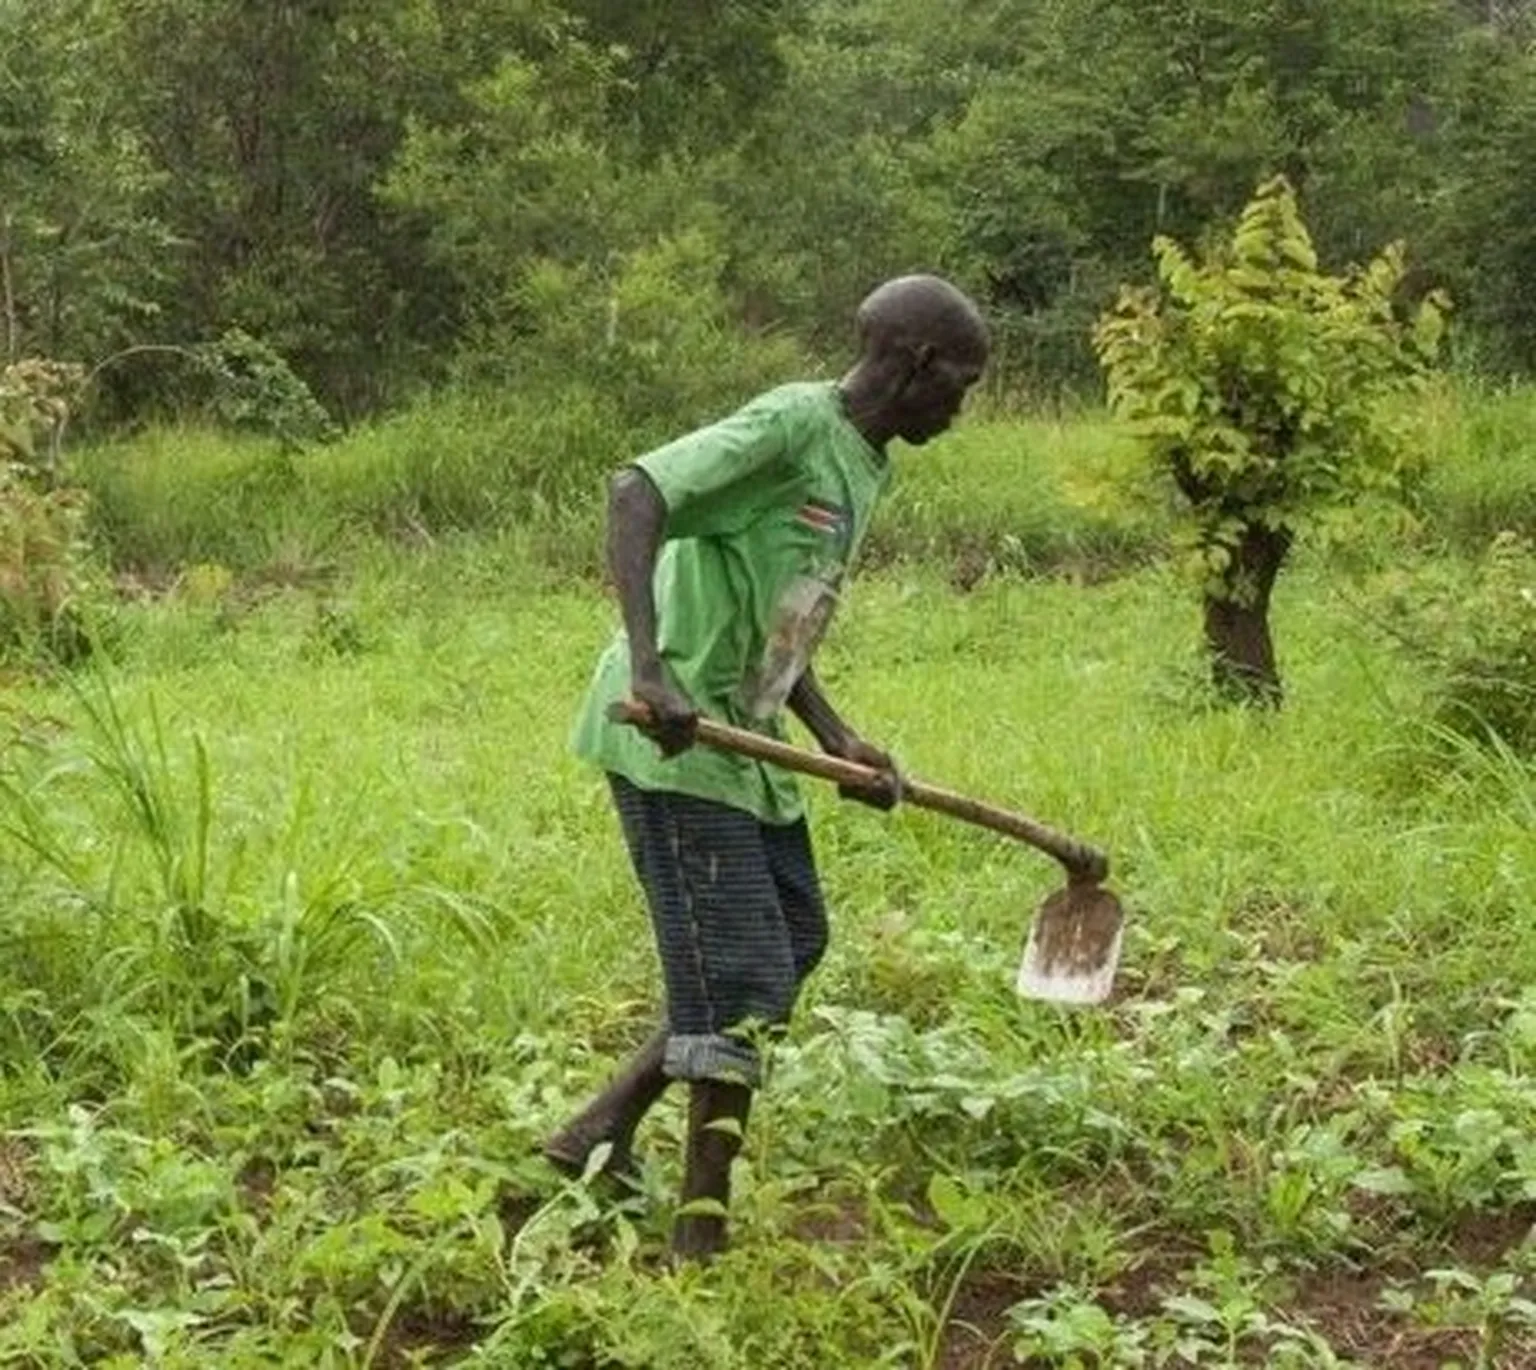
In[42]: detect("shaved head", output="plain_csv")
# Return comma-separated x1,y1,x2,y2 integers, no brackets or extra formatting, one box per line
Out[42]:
840,274,990,449
855,275,989,366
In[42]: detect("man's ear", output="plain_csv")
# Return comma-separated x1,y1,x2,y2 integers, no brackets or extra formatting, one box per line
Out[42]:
890,341,932,396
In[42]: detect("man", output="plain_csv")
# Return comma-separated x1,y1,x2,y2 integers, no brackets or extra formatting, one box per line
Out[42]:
547,274,990,1261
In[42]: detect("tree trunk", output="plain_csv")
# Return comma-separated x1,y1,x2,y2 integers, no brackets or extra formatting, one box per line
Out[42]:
1202,523,1293,706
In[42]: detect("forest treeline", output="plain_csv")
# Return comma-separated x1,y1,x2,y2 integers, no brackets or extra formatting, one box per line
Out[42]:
3,0,1535,427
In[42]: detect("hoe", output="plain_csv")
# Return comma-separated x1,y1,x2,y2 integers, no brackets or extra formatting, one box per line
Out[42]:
612,702,1124,1005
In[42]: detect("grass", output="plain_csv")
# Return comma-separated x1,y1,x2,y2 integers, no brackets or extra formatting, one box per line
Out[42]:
73,391,1175,589
0,517,1533,1365
1,390,1533,1365
75,379,1533,596
865,414,1171,582
72,387,620,580
1420,382,1536,549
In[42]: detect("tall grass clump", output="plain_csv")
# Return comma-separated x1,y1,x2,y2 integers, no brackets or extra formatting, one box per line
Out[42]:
0,671,475,1095
75,427,335,578
73,390,615,579
1370,531,1536,757
866,415,1171,583
1421,383,1536,547
310,387,622,543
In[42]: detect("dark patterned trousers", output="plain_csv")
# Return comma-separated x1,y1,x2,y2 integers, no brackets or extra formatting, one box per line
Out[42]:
607,774,828,1086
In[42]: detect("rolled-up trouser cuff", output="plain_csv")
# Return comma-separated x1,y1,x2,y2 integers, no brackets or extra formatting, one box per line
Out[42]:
665,1033,761,1087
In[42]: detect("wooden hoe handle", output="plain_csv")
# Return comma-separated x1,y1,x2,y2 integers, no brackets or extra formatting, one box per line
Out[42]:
608,700,1110,884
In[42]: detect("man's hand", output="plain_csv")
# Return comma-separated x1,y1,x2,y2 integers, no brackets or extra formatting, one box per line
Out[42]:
786,670,900,811
631,667,698,758
832,734,902,811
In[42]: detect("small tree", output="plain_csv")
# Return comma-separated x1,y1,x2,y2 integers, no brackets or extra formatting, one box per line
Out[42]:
1094,176,1446,704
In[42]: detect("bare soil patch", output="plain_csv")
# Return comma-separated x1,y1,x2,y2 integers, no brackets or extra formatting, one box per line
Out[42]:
0,1235,52,1295
935,1269,1030,1370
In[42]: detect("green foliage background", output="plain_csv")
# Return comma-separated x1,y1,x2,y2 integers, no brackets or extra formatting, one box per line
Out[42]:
3,0,1536,423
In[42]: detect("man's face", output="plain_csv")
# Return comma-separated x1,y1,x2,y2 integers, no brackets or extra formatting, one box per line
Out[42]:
893,341,988,445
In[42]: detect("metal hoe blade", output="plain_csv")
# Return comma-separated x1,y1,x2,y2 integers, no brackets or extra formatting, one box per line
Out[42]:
1016,883,1125,1005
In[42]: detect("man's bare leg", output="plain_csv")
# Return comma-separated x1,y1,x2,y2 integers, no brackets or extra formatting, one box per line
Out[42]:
543,1027,670,1185
671,1078,752,1262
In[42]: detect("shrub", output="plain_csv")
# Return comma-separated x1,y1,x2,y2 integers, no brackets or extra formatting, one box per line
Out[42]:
193,329,339,451
0,359,108,662
455,229,805,453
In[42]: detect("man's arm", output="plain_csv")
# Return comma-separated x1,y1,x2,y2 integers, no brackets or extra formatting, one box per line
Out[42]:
785,665,854,754
787,667,900,810
608,468,697,755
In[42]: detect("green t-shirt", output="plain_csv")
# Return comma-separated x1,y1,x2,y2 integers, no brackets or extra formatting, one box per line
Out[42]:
571,381,890,824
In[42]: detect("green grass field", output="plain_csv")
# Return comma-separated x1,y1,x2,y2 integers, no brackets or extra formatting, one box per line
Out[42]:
1,397,1534,1366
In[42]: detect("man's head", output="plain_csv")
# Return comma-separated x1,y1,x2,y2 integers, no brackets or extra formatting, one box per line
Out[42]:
843,275,990,448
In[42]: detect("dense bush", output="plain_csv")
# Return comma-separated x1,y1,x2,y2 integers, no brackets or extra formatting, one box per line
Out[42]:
1375,532,1536,756
7,1,1536,419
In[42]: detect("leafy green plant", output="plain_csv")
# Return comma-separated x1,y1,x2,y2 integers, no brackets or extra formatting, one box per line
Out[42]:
193,330,338,451
1383,1266,1536,1370
0,358,107,663
0,461,99,663
1155,1231,1340,1366
1008,1286,1151,1366
1262,1117,1367,1254
1094,175,1446,704
83,331,338,452
1383,1077,1534,1223
1,358,82,487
